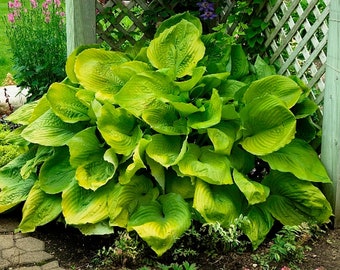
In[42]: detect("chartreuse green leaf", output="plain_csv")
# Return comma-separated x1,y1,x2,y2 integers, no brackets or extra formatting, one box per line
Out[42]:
146,134,187,168
46,83,90,123
67,127,118,191
207,121,239,155
229,44,249,80
21,109,85,146
127,193,191,256
219,79,247,101
108,175,159,228
240,95,296,155
254,55,276,79
243,75,302,108
178,144,233,185
233,170,270,205
188,89,222,129
142,102,189,135
96,103,143,156
5,100,39,125
75,219,114,235
146,155,166,191
174,67,206,91
165,169,195,199
193,179,245,227
0,176,35,213
18,181,62,233
261,139,331,183
118,137,150,185
147,19,205,79
113,71,183,117
62,180,111,225
74,48,130,96
39,146,75,194
262,170,332,225
242,205,274,249
292,98,319,119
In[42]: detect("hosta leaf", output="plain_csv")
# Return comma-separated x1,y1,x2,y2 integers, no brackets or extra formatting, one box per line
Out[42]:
46,83,90,123
146,155,165,191
254,55,276,79
229,144,256,175
118,137,150,185
219,79,247,101
113,71,183,117
68,127,118,191
62,180,110,225
291,98,319,119
165,170,195,199
171,101,203,117
229,45,249,80
233,170,270,205
127,193,191,256
261,139,331,183
240,95,296,155
146,134,187,168
147,19,205,78
207,121,239,155
262,171,332,225
97,104,143,156
142,102,189,135
39,146,75,194
6,100,39,125
74,48,130,95
108,175,159,228
18,181,62,233
21,109,85,146
193,179,245,227
174,66,206,91
0,176,35,213
178,144,233,185
242,205,274,249
75,219,114,235
243,75,302,108
188,89,222,129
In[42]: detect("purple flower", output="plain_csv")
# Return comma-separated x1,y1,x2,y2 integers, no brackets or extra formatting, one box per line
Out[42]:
200,10,218,20
197,0,214,12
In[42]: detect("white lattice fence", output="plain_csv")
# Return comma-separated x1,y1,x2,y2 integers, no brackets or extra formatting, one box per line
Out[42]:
264,0,330,105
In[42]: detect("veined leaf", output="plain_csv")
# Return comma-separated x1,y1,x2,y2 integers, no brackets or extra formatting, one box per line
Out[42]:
147,19,205,78
142,102,189,135
46,83,90,123
219,79,247,101
242,205,274,249
97,103,143,156
243,75,302,108
113,71,183,117
188,89,222,129
174,66,206,91
21,109,85,146
229,45,249,80
67,127,118,191
291,98,319,119
108,175,159,228
261,139,331,183
193,179,244,227
165,170,195,199
254,55,276,79
146,134,187,168
39,146,75,194
62,180,110,225
6,100,39,125
233,170,270,205
127,193,191,256
178,144,233,185
262,170,332,225
240,95,296,155
75,219,114,235
146,155,165,191
18,181,62,233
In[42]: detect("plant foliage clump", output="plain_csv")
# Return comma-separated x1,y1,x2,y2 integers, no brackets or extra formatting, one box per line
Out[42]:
0,13,332,256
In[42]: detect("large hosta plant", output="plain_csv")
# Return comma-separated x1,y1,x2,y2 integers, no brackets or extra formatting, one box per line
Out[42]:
0,13,332,255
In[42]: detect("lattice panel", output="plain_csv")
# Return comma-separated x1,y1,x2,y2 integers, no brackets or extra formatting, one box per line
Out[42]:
264,0,330,105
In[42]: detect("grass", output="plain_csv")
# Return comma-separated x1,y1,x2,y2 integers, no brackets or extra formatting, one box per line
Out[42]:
0,1,14,85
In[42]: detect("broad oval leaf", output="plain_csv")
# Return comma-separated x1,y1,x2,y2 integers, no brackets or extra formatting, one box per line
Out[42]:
75,219,114,235
178,144,233,185
261,139,331,183
21,109,85,146
240,95,296,155
127,193,191,256
62,180,110,225
18,181,62,233
6,101,39,125
262,170,332,225
46,83,90,123
233,170,270,205
146,134,187,168
147,19,205,78
193,179,245,227
243,75,302,108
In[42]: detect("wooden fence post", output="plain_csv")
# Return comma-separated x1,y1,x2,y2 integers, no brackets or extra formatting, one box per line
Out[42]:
321,0,340,227
66,0,96,55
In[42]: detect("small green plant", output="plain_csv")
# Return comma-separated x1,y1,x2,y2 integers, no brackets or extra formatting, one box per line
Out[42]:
0,124,21,167
4,0,66,101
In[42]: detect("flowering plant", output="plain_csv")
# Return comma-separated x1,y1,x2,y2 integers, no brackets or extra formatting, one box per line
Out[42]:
4,0,67,101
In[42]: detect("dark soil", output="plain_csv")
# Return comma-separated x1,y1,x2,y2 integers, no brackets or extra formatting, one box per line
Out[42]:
28,219,340,270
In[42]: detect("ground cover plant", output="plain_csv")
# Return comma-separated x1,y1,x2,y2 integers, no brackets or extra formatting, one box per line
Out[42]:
0,12,332,258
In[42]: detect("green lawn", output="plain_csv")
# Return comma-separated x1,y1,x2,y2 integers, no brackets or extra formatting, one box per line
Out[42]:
0,1,14,85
